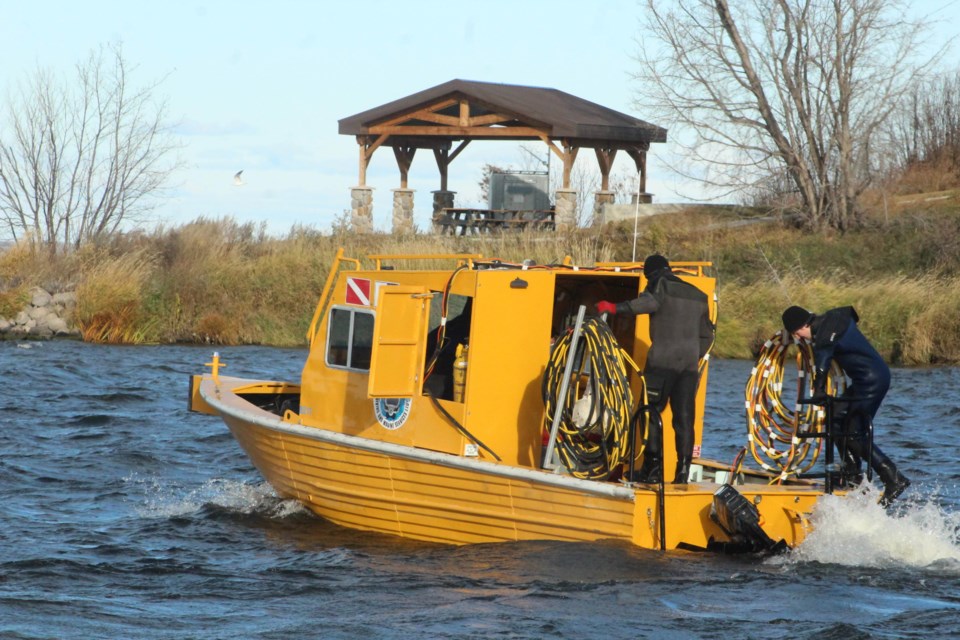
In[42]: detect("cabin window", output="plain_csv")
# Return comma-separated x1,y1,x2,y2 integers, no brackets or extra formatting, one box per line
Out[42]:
326,306,374,371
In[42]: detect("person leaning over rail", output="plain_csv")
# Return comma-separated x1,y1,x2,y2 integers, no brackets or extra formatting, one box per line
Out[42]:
596,254,714,484
782,305,911,506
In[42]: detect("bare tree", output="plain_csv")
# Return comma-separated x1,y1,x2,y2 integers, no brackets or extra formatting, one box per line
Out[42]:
887,69,960,169
0,44,179,253
633,0,943,230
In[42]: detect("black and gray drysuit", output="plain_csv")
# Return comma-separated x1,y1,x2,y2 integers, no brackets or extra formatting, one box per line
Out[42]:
615,266,714,483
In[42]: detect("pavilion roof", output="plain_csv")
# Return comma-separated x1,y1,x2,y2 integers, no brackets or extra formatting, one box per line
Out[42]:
338,79,666,147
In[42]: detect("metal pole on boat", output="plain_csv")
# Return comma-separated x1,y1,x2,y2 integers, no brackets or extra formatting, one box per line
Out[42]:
543,305,587,471
825,396,835,494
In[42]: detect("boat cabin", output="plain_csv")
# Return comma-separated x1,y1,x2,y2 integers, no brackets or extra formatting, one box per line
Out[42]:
298,252,715,479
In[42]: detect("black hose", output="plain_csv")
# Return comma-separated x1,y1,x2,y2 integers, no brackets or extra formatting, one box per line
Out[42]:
541,317,634,480
426,391,501,462
424,266,468,382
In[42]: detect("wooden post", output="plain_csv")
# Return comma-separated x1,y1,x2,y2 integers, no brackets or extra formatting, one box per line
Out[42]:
357,134,390,187
393,145,416,189
434,147,449,191
626,145,649,194
358,137,369,186
433,140,470,192
561,140,580,189
595,147,618,191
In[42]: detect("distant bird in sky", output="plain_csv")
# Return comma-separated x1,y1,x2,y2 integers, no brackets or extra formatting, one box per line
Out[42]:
233,170,245,186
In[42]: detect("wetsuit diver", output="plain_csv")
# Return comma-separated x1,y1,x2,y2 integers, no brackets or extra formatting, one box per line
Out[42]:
782,305,911,506
596,254,714,484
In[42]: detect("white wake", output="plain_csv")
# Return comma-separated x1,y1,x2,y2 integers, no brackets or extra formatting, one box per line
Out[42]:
779,482,960,569
129,475,306,519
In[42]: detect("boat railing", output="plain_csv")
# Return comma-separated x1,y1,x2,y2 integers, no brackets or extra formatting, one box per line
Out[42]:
307,248,362,347
595,261,713,277
795,393,878,493
366,253,483,270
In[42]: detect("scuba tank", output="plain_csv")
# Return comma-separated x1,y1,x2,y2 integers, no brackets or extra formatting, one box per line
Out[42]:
453,342,468,402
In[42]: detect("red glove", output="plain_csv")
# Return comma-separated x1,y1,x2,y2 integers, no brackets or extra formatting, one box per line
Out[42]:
596,301,617,315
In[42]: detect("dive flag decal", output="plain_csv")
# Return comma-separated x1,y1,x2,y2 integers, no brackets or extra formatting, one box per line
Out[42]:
345,277,371,306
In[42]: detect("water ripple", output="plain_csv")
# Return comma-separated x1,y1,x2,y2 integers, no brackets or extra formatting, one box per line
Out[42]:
3,344,960,638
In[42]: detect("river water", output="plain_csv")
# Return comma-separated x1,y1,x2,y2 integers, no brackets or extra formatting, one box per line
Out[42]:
2,341,959,639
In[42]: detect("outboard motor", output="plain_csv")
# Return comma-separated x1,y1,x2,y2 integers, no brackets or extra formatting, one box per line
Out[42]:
709,484,787,554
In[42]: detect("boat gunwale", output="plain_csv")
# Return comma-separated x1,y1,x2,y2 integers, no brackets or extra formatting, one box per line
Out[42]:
199,375,638,500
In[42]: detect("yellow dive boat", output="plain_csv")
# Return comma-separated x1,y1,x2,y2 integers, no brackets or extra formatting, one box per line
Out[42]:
189,249,832,553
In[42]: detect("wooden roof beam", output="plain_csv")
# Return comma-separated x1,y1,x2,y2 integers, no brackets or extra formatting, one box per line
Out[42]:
540,135,580,188
467,113,514,126
377,98,460,127
447,139,470,163
379,110,515,128
368,124,550,138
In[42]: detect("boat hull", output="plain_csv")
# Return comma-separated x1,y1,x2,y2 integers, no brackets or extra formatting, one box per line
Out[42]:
195,375,820,551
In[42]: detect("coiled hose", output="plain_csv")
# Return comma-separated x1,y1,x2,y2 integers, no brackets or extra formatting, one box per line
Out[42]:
745,330,843,482
542,317,639,480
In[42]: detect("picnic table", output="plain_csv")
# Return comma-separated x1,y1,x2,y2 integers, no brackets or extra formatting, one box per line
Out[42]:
434,208,556,235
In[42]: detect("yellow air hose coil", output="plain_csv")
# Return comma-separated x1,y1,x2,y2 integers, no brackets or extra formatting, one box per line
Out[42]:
542,317,639,480
744,330,843,483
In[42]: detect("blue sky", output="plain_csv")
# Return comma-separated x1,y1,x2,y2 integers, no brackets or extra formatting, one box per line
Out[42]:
2,0,958,236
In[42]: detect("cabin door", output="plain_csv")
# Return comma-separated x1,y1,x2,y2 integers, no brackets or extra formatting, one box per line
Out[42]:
367,286,431,399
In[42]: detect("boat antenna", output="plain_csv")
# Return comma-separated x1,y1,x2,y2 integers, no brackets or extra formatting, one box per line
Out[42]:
632,169,641,262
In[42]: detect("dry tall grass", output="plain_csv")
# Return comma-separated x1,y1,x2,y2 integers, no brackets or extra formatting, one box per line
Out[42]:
3,211,960,361
0,286,29,319
74,248,157,344
331,229,615,268
717,274,960,364
149,219,335,344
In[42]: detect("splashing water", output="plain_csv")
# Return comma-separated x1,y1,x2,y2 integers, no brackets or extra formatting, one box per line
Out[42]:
128,475,305,519
778,483,960,570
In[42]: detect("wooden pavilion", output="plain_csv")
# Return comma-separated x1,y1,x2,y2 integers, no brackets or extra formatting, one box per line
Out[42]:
338,79,666,233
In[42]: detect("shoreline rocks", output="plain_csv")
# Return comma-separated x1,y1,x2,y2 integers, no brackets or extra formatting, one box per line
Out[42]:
0,287,80,340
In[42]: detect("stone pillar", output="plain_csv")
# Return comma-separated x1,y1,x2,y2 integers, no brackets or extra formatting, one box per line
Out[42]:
431,190,456,234
593,190,615,227
350,186,374,233
554,189,578,230
392,188,415,234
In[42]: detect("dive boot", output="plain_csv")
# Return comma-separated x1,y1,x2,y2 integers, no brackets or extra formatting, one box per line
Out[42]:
877,460,911,507
673,457,692,484
832,427,865,488
837,448,864,487
631,455,662,484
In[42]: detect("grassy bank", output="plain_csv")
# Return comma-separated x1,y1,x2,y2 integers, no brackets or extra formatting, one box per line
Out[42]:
2,191,960,365
604,192,960,363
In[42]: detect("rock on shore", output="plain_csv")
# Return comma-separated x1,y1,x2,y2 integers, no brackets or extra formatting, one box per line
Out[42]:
0,287,79,339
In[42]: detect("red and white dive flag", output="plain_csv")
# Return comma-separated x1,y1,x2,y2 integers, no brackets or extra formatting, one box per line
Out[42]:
345,277,371,306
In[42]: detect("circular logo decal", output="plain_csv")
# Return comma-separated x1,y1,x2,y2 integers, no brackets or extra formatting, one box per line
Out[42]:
373,398,411,430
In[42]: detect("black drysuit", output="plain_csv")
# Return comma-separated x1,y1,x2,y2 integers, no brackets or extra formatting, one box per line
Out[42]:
615,268,714,462
809,306,896,476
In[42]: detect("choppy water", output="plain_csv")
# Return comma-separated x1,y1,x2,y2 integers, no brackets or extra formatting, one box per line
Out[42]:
2,341,960,639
